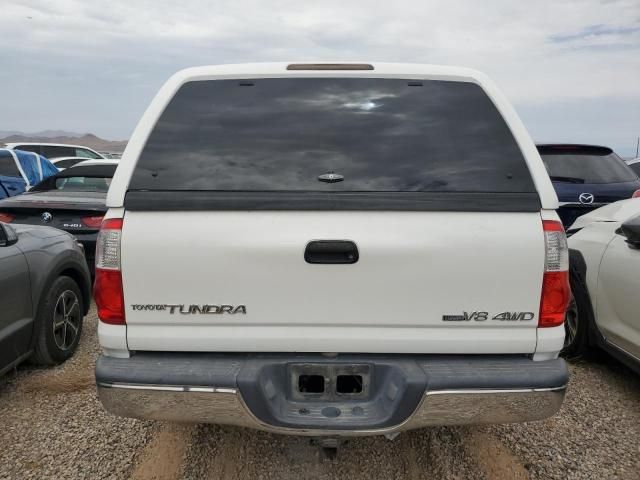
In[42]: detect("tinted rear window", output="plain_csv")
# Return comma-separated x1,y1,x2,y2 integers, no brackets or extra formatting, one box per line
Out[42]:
541,150,638,184
54,159,81,169
54,176,112,192
129,78,534,193
31,165,117,192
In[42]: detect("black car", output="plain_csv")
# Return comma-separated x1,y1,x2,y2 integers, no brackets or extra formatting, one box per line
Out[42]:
537,144,640,229
0,161,118,273
0,221,91,375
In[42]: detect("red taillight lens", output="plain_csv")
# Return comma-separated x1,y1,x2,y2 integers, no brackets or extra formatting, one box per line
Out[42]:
94,217,125,324
94,269,125,324
82,215,104,228
632,189,640,198
539,271,570,327
0,212,15,223
539,220,570,328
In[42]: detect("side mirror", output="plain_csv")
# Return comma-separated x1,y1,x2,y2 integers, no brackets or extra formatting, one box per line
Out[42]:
0,222,18,247
616,213,640,249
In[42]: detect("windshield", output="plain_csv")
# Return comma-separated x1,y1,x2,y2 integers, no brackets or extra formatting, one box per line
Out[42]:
54,176,112,192
129,78,535,193
541,152,638,184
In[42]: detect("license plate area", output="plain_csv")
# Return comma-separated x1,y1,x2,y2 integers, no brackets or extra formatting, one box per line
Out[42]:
289,363,371,401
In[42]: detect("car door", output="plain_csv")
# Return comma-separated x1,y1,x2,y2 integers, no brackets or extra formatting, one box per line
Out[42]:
595,215,640,358
0,224,33,372
0,153,27,197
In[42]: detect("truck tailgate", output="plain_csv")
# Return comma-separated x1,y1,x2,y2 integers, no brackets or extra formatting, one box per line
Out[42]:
121,210,544,353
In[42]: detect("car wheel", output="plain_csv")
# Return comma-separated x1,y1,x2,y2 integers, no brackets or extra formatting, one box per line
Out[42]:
31,276,84,365
561,269,589,357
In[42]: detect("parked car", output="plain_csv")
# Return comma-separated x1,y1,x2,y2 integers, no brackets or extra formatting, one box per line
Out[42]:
49,157,89,170
626,157,640,176
95,63,569,436
51,157,118,170
537,144,640,229
0,221,91,376
4,143,105,160
0,148,59,199
565,198,640,373
0,160,118,273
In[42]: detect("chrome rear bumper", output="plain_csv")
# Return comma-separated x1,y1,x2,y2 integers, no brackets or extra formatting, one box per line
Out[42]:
98,383,565,436
97,352,567,437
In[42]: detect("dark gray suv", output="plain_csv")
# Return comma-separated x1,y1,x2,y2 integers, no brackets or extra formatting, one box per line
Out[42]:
0,222,91,375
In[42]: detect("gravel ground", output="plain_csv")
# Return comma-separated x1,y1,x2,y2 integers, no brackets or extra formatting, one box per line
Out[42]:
0,307,155,480
1,306,638,480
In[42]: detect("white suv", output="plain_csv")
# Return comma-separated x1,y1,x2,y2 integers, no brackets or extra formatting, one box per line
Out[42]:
564,198,640,371
4,143,105,160
94,63,569,436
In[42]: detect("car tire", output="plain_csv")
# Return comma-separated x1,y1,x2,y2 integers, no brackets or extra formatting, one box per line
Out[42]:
561,267,590,357
31,276,84,365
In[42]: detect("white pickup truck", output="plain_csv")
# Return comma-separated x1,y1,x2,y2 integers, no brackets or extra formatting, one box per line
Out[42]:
94,63,569,436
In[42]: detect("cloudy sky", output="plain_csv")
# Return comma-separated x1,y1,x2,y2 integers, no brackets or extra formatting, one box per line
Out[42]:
2,0,639,155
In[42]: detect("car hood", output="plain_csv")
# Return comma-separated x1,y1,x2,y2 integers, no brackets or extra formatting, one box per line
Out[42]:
569,198,640,230
0,190,107,210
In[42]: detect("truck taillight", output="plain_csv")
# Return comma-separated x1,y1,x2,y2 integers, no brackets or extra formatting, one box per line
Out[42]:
539,220,570,328
94,218,125,324
632,189,640,198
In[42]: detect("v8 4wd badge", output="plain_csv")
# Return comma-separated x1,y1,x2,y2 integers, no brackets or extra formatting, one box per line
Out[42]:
442,311,535,322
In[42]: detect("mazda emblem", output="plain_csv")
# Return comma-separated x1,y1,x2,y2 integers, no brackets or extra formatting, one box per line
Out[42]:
578,193,594,205
41,212,53,223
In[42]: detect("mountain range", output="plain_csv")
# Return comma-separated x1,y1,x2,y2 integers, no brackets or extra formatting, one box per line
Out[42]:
0,131,127,153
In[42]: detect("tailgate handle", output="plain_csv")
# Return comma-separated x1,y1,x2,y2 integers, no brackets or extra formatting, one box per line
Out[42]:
304,240,359,264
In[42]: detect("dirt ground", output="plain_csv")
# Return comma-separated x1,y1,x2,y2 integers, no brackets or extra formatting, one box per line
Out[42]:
1,307,638,480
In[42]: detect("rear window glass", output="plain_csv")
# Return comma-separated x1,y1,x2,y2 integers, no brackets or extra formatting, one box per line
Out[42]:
129,78,535,193
541,151,638,184
54,159,81,169
54,176,112,192
629,162,640,176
